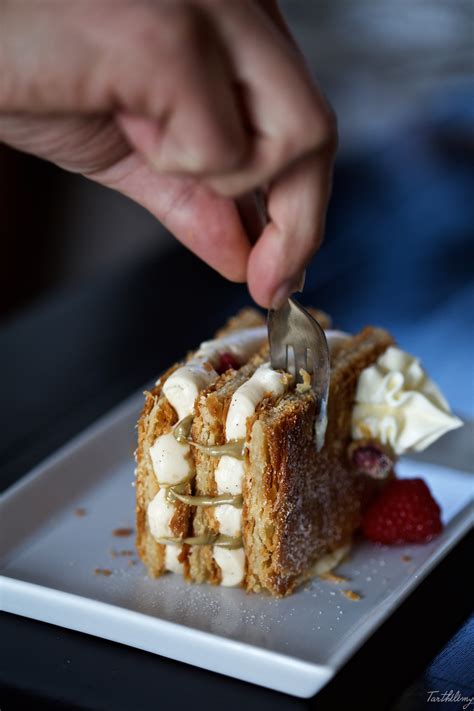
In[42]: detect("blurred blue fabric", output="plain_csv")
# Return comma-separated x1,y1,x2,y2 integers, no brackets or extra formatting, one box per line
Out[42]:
302,86,474,418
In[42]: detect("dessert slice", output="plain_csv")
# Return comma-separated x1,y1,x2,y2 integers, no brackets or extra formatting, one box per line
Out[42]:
136,307,331,578
136,307,462,596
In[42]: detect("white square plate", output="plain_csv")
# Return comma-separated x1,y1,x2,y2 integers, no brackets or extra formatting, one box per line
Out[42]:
0,393,472,698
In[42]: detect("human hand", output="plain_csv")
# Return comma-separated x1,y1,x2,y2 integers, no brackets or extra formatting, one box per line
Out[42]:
0,0,336,308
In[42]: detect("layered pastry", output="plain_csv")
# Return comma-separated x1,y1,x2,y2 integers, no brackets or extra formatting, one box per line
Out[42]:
135,307,462,596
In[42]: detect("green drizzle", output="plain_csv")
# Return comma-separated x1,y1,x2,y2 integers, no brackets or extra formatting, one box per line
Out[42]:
172,414,246,459
166,489,243,508
158,534,242,549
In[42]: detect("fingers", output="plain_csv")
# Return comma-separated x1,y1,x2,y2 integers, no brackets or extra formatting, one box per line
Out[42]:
202,0,337,198
246,145,334,308
89,151,251,283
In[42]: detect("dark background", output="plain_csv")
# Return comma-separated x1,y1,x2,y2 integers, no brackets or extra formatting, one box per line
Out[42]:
0,1,473,709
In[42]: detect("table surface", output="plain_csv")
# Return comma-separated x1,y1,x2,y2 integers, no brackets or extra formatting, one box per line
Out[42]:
1,119,473,709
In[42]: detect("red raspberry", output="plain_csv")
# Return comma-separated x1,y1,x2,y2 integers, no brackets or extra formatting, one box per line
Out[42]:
361,478,442,545
216,351,240,374
350,443,393,479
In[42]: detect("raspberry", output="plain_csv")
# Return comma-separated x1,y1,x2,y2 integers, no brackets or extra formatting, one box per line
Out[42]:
361,478,442,545
216,351,240,374
350,442,393,479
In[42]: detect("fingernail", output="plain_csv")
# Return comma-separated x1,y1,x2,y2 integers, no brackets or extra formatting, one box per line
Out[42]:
271,280,296,310
271,270,306,309
271,281,292,309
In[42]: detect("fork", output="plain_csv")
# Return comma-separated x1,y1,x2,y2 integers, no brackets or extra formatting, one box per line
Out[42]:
268,297,330,451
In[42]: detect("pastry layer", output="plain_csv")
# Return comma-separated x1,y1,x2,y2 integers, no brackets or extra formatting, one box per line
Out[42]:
245,326,395,595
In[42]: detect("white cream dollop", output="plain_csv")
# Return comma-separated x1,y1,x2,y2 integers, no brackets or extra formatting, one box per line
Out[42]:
352,346,463,455
215,456,245,495
164,545,184,574
147,489,174,539
213,547,246,587
226,363,287,440
162,362,216,421
214,456,245,539
149,432,192,485
215,505,242,538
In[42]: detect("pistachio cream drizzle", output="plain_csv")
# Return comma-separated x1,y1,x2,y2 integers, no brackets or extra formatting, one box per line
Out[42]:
194,439,246,458
173,415,246,459
166,488,243,508
163,417,244,507
157,534,242,549
172,414,194,443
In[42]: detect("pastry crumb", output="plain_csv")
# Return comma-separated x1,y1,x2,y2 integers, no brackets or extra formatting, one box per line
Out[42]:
320,571,349,584
296,369,312,393
74,508,86,517
341,589,361,601
401,555,412,562
112,527,134,537
94,568,112,577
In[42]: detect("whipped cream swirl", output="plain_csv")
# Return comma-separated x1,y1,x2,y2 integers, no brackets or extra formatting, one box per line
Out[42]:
352,346,462,455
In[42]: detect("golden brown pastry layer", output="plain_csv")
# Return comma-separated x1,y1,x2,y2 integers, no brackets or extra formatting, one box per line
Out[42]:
244,327,394,596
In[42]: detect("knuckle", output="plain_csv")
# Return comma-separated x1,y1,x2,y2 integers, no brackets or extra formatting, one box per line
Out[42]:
166,119,247,177
270,99,338,168
306,100,338,154
279,93,338,162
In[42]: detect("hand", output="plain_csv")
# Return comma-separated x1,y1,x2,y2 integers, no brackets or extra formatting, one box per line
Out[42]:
0,0,336,308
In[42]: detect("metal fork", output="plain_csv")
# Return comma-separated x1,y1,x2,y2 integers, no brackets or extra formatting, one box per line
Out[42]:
268,297,330,451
